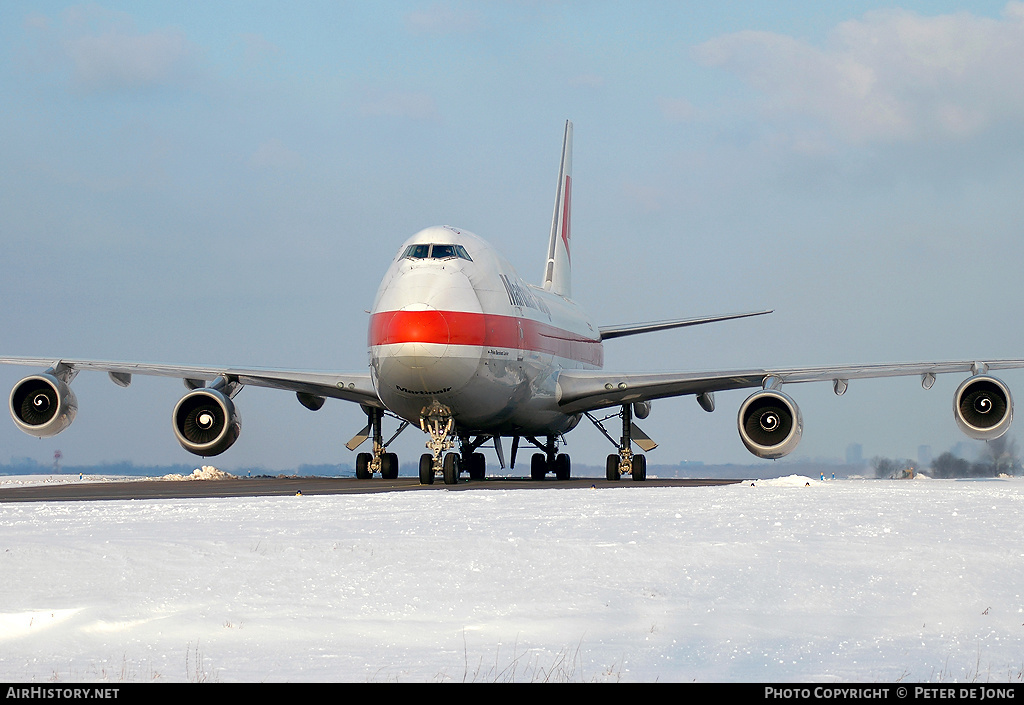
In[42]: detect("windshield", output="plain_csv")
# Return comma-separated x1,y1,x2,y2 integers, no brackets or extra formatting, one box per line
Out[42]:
401,244,473,261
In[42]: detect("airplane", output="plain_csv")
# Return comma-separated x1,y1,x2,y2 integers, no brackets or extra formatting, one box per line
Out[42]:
3,121,1023,485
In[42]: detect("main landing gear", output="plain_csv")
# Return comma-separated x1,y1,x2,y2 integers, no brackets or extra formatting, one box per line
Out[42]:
524,435,571,480
349,406,408,480
587,403,657,482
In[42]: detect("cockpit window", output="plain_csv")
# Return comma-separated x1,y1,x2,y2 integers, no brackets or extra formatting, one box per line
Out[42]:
430,244,457,259
402,244,430,259
401,243,473,262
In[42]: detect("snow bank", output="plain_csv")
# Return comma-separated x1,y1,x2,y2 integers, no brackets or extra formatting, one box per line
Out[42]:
0,474,139,488
2,478,1024,682
748,474,819,487
159,466,236,481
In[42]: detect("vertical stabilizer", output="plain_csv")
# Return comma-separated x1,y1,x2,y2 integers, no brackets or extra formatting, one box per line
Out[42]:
543,120,573,297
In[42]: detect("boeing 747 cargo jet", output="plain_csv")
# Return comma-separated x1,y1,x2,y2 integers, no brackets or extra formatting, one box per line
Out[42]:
4,122,1023,484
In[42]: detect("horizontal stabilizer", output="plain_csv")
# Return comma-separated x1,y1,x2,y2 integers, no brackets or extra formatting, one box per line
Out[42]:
599,310,772,340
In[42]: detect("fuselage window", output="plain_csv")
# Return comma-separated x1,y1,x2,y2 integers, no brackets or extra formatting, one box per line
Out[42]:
455,245,473,261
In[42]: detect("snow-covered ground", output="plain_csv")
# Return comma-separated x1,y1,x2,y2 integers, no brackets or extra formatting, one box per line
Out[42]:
1,474,1023,683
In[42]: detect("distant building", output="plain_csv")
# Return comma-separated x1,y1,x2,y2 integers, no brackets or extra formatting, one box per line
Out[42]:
845,443,863,466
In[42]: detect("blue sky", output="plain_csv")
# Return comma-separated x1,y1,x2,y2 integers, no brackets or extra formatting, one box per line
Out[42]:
2,1,1024,471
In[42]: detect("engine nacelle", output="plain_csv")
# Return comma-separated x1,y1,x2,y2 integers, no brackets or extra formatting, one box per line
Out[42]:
738,389,803,459
954,375,1013,440
9,374,78,438
172,388,241,456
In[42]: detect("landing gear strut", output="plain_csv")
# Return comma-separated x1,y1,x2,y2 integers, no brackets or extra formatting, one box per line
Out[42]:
354,406,405,479
587,404,654,481
419,401,458,485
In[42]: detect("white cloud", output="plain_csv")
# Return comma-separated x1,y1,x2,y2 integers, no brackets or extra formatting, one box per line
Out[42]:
65,28,200,94
20,6,203,95
249,139,304,171
236,33,282,72
405,2,484,35
569,73,605,89
622,181,668,213
658,97,698,123
358,89,439,121
693,2,1024,144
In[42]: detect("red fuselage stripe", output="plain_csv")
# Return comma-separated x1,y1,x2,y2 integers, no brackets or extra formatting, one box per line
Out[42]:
561,175,572,262
369,310,603,367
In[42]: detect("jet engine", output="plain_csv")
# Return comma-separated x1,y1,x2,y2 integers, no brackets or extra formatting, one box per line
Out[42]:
738,389,803,459
9,374,78,438
172,388,241,456
953,375,1013,441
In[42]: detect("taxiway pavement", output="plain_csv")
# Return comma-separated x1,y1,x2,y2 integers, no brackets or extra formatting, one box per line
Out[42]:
0,476,741,502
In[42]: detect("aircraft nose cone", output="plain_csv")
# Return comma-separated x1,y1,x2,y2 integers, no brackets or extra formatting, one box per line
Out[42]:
385,306,451,370
370,264,484,396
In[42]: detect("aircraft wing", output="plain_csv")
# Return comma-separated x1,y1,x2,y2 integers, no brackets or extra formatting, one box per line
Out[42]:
555,359,1024,414
0,356,382,408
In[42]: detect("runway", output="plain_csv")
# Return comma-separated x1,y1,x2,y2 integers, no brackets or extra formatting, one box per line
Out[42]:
0,475,741,502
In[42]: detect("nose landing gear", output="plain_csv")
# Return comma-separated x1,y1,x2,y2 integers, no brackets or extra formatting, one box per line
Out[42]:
419,401,458,484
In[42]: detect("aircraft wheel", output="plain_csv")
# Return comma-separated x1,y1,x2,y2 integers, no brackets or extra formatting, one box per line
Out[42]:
606,454,621,481
554,454,571,480
468,452,486,480
530,453,547,480
631,454,647,482
443,453,461,485
355,452,372,479
419,454,434,485
381,452,399,479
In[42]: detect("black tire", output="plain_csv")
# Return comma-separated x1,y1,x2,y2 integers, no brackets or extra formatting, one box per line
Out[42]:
606,454,621,481
355,452,372,479
419,454,434,485
631,454,647,482
530,453,547,480
381,452,399,479
443,453,460,485
554,454,571,480
468,452,486,480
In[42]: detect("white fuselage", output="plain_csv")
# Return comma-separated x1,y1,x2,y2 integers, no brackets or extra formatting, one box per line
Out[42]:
368,226,602,435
